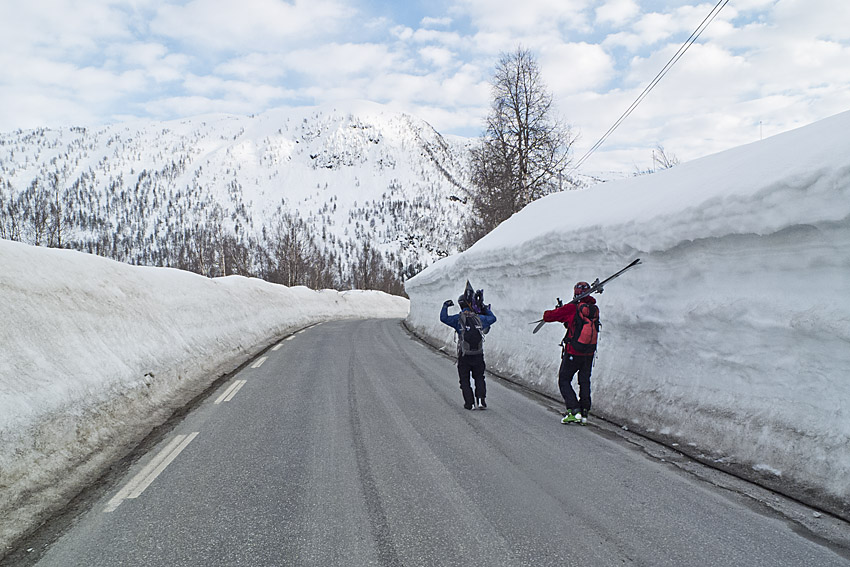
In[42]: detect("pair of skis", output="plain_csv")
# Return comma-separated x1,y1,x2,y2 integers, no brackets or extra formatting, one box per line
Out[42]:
530,258,642,334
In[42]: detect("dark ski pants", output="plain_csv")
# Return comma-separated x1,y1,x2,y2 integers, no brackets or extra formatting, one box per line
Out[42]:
558,353,593,414
457,354,486,408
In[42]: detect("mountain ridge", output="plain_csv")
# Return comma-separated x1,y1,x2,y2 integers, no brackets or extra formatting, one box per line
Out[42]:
0,103,475,292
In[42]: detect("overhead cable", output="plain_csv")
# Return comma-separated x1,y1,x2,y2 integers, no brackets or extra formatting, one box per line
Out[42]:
572,0,731,171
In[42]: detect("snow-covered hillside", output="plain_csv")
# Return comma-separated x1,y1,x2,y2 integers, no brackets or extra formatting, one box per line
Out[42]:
0,102,472,289
405,110,850,518
0,240,408,552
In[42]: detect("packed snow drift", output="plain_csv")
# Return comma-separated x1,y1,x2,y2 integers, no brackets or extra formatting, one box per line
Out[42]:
406,110,850,515
0,241,408,550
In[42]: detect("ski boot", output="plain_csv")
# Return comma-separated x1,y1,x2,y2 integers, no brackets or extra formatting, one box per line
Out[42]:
561,410,581,424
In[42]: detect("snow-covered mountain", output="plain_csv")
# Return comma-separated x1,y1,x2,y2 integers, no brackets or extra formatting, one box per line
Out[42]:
0,101,473,292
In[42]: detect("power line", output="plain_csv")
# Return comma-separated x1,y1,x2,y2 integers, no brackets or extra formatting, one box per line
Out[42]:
572,0,731,172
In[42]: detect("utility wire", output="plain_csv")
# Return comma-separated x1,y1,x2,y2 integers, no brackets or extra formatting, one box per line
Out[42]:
572,0,731,172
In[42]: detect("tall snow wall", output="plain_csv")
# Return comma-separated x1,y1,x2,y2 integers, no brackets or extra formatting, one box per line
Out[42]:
405,111,850,517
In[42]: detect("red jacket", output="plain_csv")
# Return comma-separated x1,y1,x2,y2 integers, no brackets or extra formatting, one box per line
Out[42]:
543,296,597,356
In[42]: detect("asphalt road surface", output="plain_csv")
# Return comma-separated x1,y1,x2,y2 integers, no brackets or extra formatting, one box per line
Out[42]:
21,319,850,566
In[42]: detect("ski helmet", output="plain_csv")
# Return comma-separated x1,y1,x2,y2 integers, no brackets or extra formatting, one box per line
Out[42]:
457,295,469,309
574,281,591,297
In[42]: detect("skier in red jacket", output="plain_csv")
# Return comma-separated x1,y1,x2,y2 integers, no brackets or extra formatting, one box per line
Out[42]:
542,281,600,424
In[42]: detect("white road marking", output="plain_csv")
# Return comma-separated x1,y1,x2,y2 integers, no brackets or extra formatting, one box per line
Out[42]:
272,343,283,351
104,432,199,513
251,356,268,368
285,335,295,341
214,380,247,404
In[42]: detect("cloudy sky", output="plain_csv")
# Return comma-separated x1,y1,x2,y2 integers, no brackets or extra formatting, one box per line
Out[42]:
1,0,848,173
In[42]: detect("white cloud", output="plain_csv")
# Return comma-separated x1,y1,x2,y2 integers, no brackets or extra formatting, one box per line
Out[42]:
563,0,850,169
419,46,456,68
595,0,639,27
633,11,678,44
180,74,287,107
0,1,134,56
107,42,191,83
421,16,452,27
436,64,490,106
111,42,169,67
465,31,513,56
772,0,850,40
281,43,403,78
541,42,615,96
625,42,748,93
0,0,848,175
365,73,436,103
214,53,289,82
602,11,676,51
453,0,591,35
142,95,251,120
410,28,465,48
408,103,486,136
0,89,99,131
149,0,355,52
391,25,415,41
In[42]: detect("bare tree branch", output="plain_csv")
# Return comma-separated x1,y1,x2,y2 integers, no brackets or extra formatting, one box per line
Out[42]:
465,46,576,248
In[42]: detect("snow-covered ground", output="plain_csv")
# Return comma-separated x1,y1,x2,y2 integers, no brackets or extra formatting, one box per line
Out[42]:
0,241,408,551
406,110,850,515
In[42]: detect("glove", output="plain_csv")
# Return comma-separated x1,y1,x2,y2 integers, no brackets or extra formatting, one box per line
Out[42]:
443,299,454,307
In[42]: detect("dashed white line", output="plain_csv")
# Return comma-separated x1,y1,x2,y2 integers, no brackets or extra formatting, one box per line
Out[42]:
214,380,247,404
104,432,199,513
272,343,283,351
251,356,268,368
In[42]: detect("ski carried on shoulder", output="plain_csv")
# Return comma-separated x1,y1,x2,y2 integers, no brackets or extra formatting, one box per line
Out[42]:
531,258,642,334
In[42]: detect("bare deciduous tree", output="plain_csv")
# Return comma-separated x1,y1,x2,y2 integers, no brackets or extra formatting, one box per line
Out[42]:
0,178,23,241
263,207,318,287
23,178,51,246
46,171,71,248
464,46,576,247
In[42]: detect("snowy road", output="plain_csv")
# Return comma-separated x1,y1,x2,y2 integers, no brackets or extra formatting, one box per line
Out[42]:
15,319,850,566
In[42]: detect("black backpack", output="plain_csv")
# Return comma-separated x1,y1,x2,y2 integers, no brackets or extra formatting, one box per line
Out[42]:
458,311,484,356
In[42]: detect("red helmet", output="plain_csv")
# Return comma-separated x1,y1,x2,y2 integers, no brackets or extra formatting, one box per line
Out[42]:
574,281,591,297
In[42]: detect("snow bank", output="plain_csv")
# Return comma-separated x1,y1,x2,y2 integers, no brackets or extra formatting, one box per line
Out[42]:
0,240,408,550
406,111,850,514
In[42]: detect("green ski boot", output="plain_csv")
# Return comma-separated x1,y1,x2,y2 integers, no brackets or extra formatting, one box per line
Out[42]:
561,410,581,424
